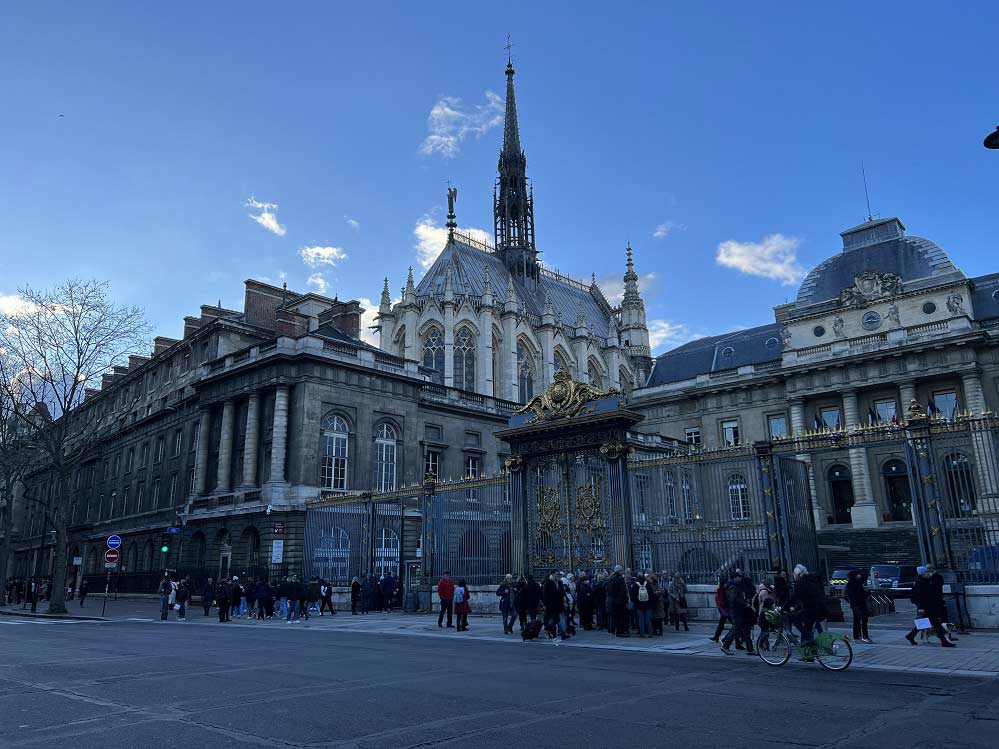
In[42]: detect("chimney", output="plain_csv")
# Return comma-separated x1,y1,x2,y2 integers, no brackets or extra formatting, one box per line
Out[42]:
243,279,293,332
153,336,179,355
128,355,150,371
318,300,363,340
275,308,309,338
183,316,205,338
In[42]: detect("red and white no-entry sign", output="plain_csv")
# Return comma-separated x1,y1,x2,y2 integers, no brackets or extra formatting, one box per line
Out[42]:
104,549,120,564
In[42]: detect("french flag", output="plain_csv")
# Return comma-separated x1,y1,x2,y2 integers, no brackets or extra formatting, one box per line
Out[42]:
868,407,877,426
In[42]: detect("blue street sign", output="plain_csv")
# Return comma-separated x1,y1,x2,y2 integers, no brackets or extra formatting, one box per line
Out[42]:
106,535,122,550
167,527,181,534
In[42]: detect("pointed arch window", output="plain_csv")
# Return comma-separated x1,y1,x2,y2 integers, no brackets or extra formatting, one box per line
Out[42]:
517,342,535,404
422,326,444,375
321,414,349,491
453,327,476,391
374,423,397,492
555,350,573,378
588,360,603,389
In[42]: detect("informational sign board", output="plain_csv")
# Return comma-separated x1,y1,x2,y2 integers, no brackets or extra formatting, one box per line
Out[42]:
273,521,285,534
106,535,122,550
104,562,118,569
167,527,181,534
271,540,284,564
72,556,83,566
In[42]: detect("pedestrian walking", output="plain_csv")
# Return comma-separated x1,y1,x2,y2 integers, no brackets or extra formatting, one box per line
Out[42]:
720,570,755,655
308,577,321,614
786,564,825,650
350,576,361,615
522,573,541,627
215,578,231,623
630,573,653,638
496,574,516,634
361,574,375,615
593,573,607,631
254,578,271,621
78,579,89,608
437,571,455,628
710,577,728,642
295,576,308,621
202,578,214,617
648,574,666,635
454,579,471,631
158,573,173,621
846,570,872,643
175,576,190,621
381,572,397,613
668,573,690,632
906,565,955,648
607,565,629,637
230,577,244,619
320,579,337,615
542,572,566,640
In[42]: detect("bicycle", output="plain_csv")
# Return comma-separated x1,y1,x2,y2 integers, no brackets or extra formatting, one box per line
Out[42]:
756,608,853,671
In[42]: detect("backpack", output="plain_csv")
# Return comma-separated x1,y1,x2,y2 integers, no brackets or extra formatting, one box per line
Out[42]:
638,582,649,603
454,586,466,605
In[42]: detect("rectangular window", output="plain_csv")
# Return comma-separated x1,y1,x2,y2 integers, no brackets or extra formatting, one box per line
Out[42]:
874,399,898,424
820,407,842,431
125,447,134,473
684,427,701,446
155,436,165,464
113,452,121,477
767,414,788,439
190,422,199,452
933,390,958,421
729,476,751,521
375,440,397,493
464,431,481,448
721,419,740,447
173,429,183,456
136,482,145,513
169,473,177,504
188,468,196,495
424,450,441,481
152,478,161,509
321,432,349,491
120,486,129,517
634,474,651,520
464,455,481,502
140,442,149,468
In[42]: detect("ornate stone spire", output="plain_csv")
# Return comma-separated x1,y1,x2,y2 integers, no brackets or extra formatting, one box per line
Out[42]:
379,277,391,311
494,57,539,287
482,268,494,306
623,242,640,306
575,304,588,332
504,273,519,313
443,263,455,302
543,287,554,316
403,265,416,303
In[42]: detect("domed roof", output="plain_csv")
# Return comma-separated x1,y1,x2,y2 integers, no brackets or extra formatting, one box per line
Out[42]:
794,218,963,311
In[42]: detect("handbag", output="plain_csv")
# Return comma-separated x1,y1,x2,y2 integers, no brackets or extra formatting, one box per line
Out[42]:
914,617,932,630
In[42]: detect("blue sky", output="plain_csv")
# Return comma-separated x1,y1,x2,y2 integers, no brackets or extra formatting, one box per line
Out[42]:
2,3,997,353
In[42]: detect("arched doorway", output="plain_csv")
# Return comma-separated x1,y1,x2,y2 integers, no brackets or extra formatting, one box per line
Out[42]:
882,459,913,522
239,526,261,578
215,529,232,581
828,464,854,525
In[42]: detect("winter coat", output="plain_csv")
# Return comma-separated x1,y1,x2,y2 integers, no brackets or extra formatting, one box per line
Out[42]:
454,585,471,615
714,586,727,616
652,583,667,620
630,579,653,610
437,577,455,601
521,580,542,610
773,576,791,606
606,572,629,607
254,581,271,603
381,575,396,598
496,582,514,611
845,577,869,610
668,580,688,614
176,581,191,604
351,581,361,601
787,573,824,617
542,578,564,614
215,582,231,602
308,581,321,602
910,574,945,616
724,579,751,616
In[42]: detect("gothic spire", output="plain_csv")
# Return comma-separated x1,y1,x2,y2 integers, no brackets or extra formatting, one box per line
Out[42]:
380,277,391,310
622,243,641,306
494,56,538,287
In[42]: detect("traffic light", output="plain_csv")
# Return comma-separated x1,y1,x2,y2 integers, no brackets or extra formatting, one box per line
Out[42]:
160,533,170,554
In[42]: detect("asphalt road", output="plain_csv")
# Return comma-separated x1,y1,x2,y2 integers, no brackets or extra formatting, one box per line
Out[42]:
1,619,997,748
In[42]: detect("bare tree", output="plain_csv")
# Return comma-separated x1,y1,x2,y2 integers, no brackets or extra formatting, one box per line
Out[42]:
0,358,37,587
0,280,150,614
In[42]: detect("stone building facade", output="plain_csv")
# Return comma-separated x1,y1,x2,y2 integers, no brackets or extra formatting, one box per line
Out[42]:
8,280,516,591
631,217,999,543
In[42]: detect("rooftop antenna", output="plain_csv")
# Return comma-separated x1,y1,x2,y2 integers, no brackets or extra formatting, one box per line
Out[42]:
861,162,873,221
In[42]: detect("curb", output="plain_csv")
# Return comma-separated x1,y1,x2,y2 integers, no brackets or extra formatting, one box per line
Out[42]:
0,607,107,622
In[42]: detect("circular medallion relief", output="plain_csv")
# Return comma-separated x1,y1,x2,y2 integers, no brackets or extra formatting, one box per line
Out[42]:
813,325,826,338
861,310,882,330
922,301,936,315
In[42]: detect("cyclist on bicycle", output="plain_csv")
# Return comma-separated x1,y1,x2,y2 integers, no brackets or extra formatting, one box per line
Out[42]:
786,564,824,645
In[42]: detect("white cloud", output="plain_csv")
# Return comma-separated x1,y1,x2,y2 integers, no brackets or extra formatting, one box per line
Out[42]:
299,245,348,268
306,273,328,294
419,91,503,159
413,215,492,271
597,273,658,306
246,197,287,236
647,319,702,354
345,215,360,231
0,294,32,316
715,233,806,286
653,221,686,239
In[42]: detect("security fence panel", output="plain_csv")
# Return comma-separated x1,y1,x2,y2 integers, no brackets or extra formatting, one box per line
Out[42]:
774,455,820,576
425,476,512,586
629,448,775,584
304,499,404,584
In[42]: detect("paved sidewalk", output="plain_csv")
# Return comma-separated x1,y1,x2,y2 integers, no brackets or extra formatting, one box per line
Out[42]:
6,598,996,678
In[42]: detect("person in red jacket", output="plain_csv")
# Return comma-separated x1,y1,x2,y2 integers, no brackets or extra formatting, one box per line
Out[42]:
437,572,455,628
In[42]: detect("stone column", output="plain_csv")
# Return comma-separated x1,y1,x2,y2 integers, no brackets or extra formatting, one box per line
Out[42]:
403,307,418,361
242,393,260,488
477,309,494,396
194,408,212,495
899,380,917,417
961,371,999,517
501,313,517,401
789,397,823,529
216,400,235,493
268,385,290,485
538,325,555,389
443,304,455,387
573,337,590,384
842,390,879,528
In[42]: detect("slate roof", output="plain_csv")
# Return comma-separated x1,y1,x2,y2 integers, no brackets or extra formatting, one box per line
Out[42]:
971,273,999,323
415,238,613,338
795,220,962,310
646,323,784,387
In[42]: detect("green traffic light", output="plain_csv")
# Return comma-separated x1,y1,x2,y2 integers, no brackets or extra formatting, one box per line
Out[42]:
160,545,169,553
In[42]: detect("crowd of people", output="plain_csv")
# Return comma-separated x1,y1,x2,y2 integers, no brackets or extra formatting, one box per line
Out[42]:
3,577,90,607
152,570,401,623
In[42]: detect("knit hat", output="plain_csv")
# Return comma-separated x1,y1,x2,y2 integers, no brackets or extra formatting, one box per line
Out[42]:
916,565,928,575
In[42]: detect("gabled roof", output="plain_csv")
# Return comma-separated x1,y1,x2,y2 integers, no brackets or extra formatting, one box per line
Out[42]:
646,323,784,387
415,238,612,338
